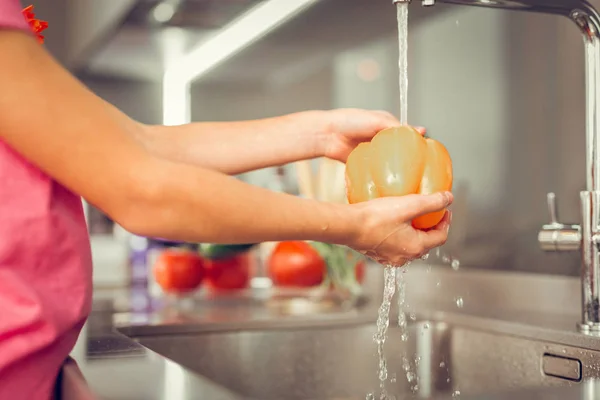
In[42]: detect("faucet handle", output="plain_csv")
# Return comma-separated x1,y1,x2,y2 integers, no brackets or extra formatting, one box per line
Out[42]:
539,192,581,252
546,192,559,225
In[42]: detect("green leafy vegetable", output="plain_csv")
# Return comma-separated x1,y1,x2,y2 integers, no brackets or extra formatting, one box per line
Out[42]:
198,243,257,260
310,242,363,295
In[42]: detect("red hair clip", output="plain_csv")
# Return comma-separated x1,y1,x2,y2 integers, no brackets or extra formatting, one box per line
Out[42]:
22,5,48,44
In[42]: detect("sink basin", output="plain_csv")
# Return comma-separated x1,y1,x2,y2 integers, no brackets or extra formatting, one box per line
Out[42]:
114,266,600,399
124,317,600,400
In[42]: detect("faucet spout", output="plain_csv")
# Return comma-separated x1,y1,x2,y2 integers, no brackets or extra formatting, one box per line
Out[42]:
393,0,437,7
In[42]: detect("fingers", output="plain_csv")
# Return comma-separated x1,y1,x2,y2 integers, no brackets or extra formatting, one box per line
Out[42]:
400,192,454,220
391,211,451,261
365,250,409,268
373,110,398,121
417,211,451,249
372,110,400,130
354,199,451,266
340,109,425,135
372,111,426,136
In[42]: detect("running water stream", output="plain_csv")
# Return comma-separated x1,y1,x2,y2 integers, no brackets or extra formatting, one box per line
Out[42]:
371,4,410,399
370,3,462,399
397,2,409,126
373,267,398,400
395,0,410,342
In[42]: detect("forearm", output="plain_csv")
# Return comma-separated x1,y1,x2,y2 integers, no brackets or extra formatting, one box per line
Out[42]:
139,113,327,175
124,157,356,244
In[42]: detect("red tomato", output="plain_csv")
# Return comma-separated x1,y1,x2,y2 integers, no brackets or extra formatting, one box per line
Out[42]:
268,241,326,287
204,253,251,292
355,260,366,284
153,249,205,293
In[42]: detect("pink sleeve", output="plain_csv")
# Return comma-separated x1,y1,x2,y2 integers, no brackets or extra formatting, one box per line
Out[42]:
0,0,29,31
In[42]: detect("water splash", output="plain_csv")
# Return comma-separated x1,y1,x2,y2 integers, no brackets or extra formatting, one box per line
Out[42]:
455,296,464,308
432,248,461,269
451,259,460,270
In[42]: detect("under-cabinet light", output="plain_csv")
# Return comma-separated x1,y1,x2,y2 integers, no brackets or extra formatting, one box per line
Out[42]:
161,27,189,125
162,70,190,126
161,0,317,125
165,0,318,83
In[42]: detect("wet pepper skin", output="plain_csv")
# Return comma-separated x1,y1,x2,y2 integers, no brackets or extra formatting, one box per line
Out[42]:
345,126,453,229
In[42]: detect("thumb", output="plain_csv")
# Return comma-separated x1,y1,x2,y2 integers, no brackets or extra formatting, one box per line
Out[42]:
399,192,453,219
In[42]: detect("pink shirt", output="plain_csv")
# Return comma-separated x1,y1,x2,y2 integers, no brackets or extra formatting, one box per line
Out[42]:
0,2,93,399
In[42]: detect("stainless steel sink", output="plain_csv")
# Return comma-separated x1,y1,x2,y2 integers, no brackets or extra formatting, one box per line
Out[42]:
122,316,600,400
115,265,600,399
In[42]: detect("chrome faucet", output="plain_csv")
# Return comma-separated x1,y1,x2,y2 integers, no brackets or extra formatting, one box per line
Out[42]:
392,0,600,333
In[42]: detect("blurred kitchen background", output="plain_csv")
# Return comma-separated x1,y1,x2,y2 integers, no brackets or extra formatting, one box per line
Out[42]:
36,0,589,286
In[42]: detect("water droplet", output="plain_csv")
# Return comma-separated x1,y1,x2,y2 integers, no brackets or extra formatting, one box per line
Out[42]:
390,373,397,383
439,361,446,368
421,253,430,261
406,371,416,382
447,378,451,383
398,312,407,326
451,259,460,270
409,312,417,321
414,384,419,392
415,356,421,366
401,333,409,341
402,357,411,371
366,394,375,400
379,368,388,380
452,390,461,398
562,349,567,354
455,20,460,26
436,281,441,288
455,296,464,308
423,322,430,329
